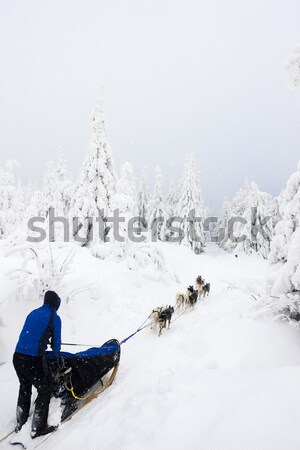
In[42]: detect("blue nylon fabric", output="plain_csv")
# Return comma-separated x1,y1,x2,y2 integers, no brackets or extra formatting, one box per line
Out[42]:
16,304,61,356
46,341,119,359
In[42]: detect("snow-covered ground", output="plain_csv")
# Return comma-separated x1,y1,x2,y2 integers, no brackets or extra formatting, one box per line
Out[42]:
1,243,300,450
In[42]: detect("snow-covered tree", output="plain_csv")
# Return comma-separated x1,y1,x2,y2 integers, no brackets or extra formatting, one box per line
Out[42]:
173,155,206,254
164,183,178,242
269,166,300,266
285,44,300,90
6,243,77,302
23,181,34,209
42,149,73,242
56,147,73,216
254,191,277,259
93,165,169,270
147,167,166,241
165,182,177,218
267,165,300,321
137,168,149,233
27,189,45,218
15,178,28,225
262,50,300,315
69,98,117,245
0,160,21,238
218,198,232,244
43,158,56,217
237,182,274,257
108,162,137,254
219,180,274,258
112,162,137,216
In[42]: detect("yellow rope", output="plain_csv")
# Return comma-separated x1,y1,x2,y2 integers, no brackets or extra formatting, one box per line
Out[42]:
70,387,89,401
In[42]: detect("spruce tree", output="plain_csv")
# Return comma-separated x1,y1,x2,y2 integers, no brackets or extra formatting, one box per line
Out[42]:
147,167,166,241
0,160,20,238
137,167,149,234
174,155,205,253
69,98,117,245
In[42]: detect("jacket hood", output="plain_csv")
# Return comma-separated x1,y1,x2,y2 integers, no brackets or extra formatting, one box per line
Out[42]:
44,290,61,311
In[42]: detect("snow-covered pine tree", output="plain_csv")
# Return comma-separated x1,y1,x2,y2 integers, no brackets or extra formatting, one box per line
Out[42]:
219,180,274,257
69,97,117,245
222,178,253,252
173,155,205,254
56,147,73,216
43,157,56,218
269,165,300,265
0,160,20,239
137,167,149,234
27,189,45,219
267,48,300,307
42,149,73,241
109,161,137,251
267,164,300,316
253,187,277,259
165,182,177,218
16,178,27,225
164,182,178,242
285,44,300,90
218,198,232,245
114,162,137,214
146,167,166,241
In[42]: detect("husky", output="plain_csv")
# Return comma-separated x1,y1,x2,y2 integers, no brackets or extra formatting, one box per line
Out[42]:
195,275,205,299
185,286,198,309
176,293,185,310
196,275,205,286
157,306,175,336
150,306,164,329
203,283,210,298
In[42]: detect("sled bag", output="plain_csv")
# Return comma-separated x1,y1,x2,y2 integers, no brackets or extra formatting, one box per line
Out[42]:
47,339,120,397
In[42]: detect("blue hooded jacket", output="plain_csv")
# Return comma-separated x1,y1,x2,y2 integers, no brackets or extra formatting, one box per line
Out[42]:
15,291,62,357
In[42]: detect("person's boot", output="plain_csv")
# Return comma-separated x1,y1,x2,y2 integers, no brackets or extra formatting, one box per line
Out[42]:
61,397,78,422
14,424,23,433
31,425,57,439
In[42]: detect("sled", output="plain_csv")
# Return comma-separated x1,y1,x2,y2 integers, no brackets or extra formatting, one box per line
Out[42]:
1,340,120,449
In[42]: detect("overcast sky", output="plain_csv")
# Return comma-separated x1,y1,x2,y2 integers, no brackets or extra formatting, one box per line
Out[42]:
0,0,300,213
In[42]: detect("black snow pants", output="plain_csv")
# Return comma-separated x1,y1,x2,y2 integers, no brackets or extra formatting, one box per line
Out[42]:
13,352,52,432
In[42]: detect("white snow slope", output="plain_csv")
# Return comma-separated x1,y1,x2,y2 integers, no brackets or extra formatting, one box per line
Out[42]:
1,243,300,450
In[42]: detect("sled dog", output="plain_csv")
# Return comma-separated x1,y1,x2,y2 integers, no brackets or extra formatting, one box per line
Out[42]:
195,275,205,298
150,306,165,329
158,306,174,336
185,286,198,309
203,283,210,298
176,293,185,310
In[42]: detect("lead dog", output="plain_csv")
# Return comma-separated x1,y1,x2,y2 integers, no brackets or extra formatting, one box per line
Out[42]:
158,306,175,336
202,283,210,298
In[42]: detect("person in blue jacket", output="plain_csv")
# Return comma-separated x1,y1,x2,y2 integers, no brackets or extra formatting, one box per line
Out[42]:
13,290,62,438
